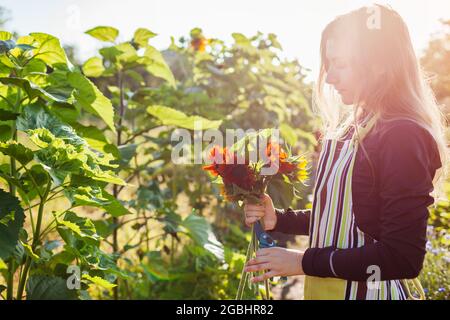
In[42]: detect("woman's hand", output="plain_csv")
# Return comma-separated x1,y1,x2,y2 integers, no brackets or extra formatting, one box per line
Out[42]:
244,247,305,283
243,193,277,230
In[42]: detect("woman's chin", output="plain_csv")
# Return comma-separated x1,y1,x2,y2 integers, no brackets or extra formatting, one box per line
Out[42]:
340,96,353,105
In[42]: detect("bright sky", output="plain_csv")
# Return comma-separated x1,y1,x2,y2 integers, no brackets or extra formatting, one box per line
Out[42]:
1,0,449,80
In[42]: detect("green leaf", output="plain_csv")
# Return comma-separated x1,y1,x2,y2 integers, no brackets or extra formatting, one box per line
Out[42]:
48,102,79,125
29,33,71,68
68,72,116,133
0,141,34,165
133,28,157,47
45,70,77,102
65,175,129,216
85,26,119,43
0,31,12,41
16,108,123,186
0,40,15,53
0,125,11,141
181,213,224,260
147,105,222,130
143,46,176,87
73,124,110,153
117,143,137,168
92,218,115,238
82,57,105,78
17,104,86,147
55,211,101,246
232,33,252,47
114,43,138,65
0,77,71,103
266,178,294,209
268,33,282,50
20,164,50,200
22,58,47,77
0,188,25,260
161,210,183,234
82,273,116,290
26,275,78,300
21,241,40,262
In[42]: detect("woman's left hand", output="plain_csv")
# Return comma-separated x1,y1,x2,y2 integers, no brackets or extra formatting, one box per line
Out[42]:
244,247,305,283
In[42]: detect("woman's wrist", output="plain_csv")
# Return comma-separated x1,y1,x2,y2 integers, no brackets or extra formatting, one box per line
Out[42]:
266,208,283,231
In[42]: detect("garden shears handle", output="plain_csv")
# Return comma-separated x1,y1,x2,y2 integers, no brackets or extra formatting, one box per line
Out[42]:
254,220,288,282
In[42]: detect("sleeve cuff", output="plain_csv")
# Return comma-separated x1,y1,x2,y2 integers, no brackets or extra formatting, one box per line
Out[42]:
271,208,287,232
302,246,337,278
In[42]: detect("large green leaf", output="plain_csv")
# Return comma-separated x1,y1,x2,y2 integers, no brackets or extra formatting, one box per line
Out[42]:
29,33,71,68
85,26,119,43
16,104,85,147
16,107,123,186
55,211,101,246
181,213,224,260
73,124,111,153
0,188,25,260
26,275,78,300
143,46,176,87
0,141,34,165
147,105,222,130
68,72,116,133
133,28,157,47
65,182,130,217
25,127,123,186
0,77,70,103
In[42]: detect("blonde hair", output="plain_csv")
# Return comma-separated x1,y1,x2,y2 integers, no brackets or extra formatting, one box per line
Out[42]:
313,4,448,200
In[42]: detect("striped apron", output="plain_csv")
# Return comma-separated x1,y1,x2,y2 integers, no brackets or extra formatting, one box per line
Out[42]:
304,115,408,300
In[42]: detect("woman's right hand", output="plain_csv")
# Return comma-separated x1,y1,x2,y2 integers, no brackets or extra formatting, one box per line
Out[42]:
243,193,277,230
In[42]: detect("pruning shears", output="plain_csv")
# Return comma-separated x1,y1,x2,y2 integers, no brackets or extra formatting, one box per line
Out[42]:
254,220,288,282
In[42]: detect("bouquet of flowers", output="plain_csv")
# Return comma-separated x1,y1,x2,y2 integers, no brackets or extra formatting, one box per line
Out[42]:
202,132,309,299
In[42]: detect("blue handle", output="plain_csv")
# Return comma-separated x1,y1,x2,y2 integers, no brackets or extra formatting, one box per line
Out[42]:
254,221,288,282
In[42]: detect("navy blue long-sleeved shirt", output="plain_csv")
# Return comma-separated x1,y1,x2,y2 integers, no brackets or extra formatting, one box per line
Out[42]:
270,118,442,282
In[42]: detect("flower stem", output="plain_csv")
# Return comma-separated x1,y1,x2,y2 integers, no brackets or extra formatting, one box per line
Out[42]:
236,224,255,300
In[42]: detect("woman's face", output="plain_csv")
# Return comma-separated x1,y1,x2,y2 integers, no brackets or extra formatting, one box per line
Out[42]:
325,38,360,105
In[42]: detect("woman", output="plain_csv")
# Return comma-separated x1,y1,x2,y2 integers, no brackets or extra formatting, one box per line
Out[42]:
243,4,447,300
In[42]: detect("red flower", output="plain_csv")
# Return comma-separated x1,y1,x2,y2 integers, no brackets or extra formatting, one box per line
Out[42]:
265,141,297,174
202,145,229,176
203,146,256,190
